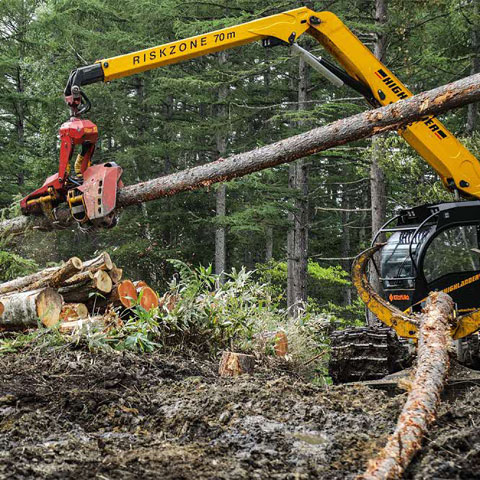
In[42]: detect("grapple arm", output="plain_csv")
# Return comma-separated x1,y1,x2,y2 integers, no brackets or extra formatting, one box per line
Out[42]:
353,244,480,340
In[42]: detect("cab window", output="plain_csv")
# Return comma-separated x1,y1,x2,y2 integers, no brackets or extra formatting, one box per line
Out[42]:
423,225,480,283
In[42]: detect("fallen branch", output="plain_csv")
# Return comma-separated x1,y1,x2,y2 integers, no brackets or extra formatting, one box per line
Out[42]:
360,291,455,480
3,72,480,236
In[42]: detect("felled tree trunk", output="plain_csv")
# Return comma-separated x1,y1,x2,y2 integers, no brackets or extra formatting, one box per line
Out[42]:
3,72,480,236
137,285,158,311
360,292,455,480
108,265,123,284
59,316,105,333
59,271,113,303
82,252,113,270
0,257,83,296
219,352,255,377
23,257,83,291
0,288,63,328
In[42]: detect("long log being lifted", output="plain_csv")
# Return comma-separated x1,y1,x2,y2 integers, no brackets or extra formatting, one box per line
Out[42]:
2,72,480,236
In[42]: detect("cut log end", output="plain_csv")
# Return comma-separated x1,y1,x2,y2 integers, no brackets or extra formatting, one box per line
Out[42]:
70,257,83,270
139,286,159,311
109,266,123,284
219,352,255,377
93,270,113,294
60,303,88,322
112,280,138,308
36,288,63,327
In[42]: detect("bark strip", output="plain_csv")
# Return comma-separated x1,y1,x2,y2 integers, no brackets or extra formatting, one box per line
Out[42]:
3,72,480,236
360,291,455,480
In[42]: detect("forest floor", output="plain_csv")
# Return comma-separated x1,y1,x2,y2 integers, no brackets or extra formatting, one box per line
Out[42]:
0,349,479,479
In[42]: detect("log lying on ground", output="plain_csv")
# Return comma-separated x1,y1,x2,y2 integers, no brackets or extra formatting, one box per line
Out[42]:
60,303,88,321
109,265,123,284
0,257,83,296
3,72,480,236
82,252,114,271
219,352,255,377
137,285,159,311
59,316,105,333
109,280,137,308
23,257,83,291
0,288,63,328
360,291,455,480
59,270,113,303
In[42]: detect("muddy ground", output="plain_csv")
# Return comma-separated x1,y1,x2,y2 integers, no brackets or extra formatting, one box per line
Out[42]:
0,349,479,479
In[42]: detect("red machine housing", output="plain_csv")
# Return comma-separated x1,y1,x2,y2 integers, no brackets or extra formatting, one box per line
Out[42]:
20,117,123,227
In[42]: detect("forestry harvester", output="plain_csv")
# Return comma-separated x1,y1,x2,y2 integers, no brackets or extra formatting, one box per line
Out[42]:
19,7,480,377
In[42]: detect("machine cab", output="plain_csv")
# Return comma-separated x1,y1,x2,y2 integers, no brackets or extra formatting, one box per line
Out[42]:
376,201,480,314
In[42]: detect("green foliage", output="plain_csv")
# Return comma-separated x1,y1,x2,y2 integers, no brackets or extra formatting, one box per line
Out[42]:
256,259,351,307
164,260,278,353
0,324,65,355
0,250,38,281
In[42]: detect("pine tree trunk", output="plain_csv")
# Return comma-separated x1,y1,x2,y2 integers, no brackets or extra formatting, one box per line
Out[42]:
287,54,309,317
467,0,480,134
215,51,228,282
368,0,388,326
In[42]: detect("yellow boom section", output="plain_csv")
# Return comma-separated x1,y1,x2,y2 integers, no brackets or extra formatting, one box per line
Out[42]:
95,7,480,199
308,12,480,199
99,8,311,81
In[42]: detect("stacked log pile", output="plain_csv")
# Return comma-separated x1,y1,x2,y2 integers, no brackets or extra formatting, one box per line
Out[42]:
0,252,159,332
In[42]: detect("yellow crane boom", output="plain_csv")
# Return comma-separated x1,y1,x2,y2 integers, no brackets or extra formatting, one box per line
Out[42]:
65,6,480,199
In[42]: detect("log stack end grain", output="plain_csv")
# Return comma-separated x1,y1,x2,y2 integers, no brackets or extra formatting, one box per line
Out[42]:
0,252,159,330
111,280,137,308
0,287,63,328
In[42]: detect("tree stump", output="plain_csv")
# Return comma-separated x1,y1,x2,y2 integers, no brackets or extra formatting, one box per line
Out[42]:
219,352,255,377
274,331,288,357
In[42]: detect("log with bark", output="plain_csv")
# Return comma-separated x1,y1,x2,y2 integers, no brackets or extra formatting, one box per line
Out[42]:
82,252,114,270
3,72,480,236
0,257,81,295
59,270,113,303
59,316,105,333
22,257,83,291
360,291,455,480
0,288,63,328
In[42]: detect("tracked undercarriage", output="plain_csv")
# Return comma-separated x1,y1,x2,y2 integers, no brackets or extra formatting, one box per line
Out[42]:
329,327,414,383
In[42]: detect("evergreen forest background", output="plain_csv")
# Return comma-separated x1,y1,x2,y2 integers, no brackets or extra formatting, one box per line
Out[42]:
1,0,479,324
